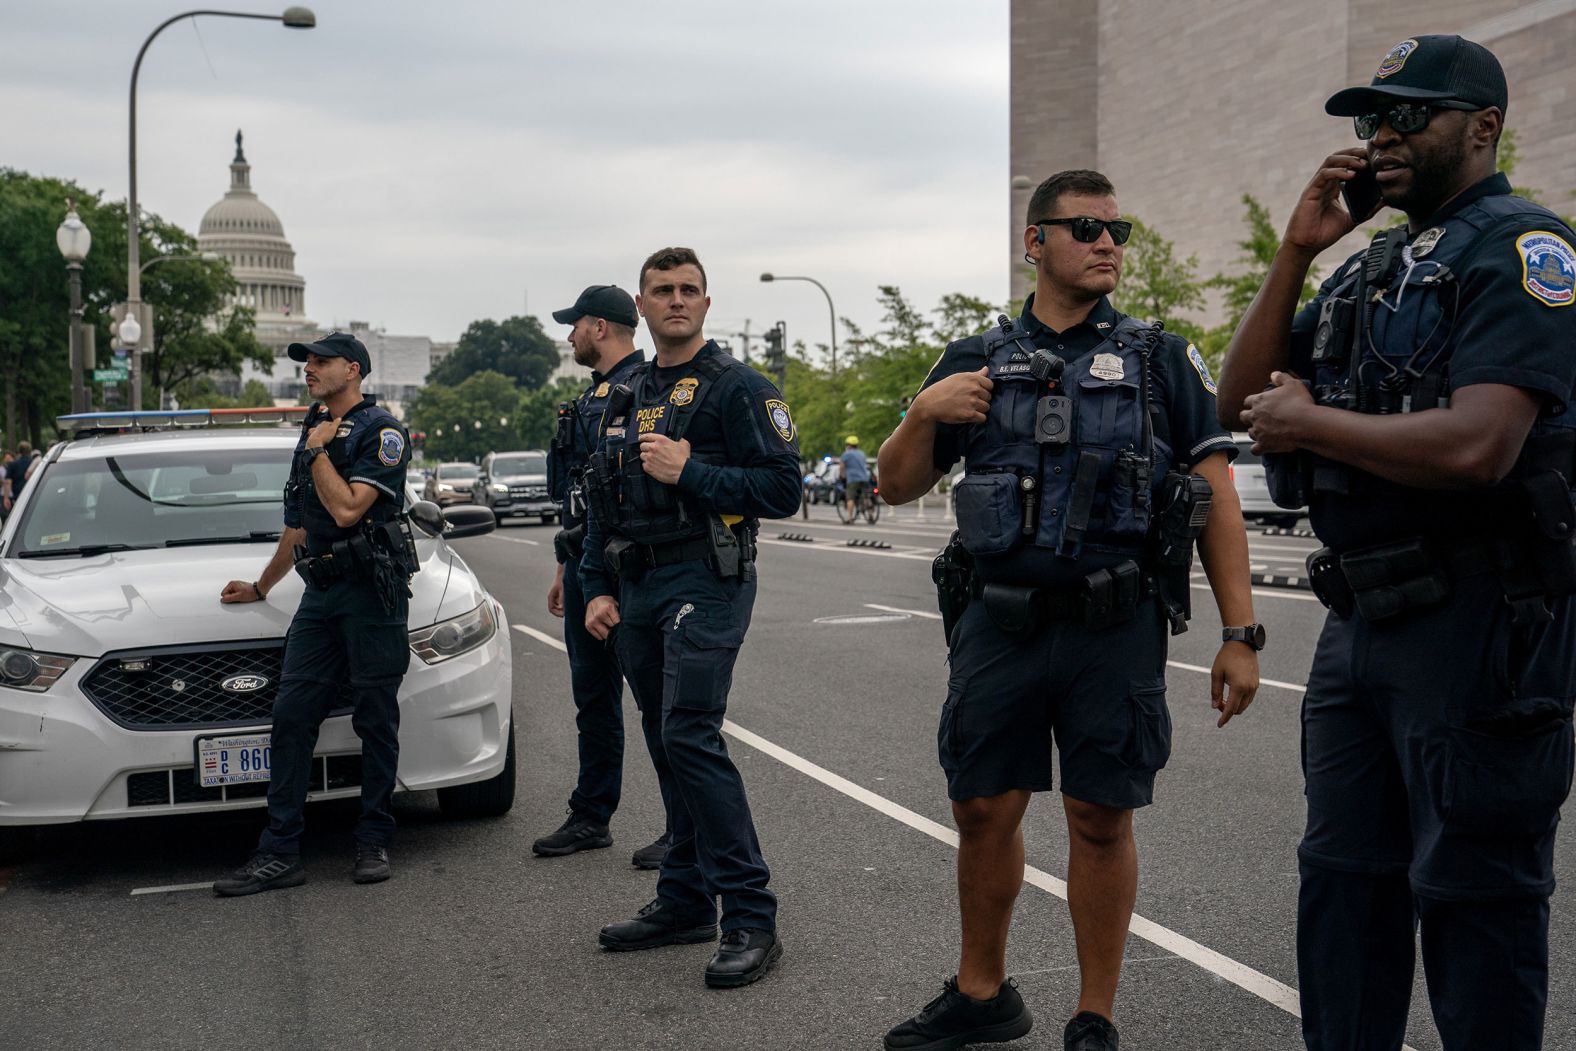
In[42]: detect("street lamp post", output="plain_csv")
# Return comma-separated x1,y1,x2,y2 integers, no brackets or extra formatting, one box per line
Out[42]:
56,200,93,414
760,273,837,374
125,6,316,410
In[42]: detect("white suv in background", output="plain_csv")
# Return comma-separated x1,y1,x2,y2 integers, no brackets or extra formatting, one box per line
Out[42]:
1231,433,1305,528
0,408,515,855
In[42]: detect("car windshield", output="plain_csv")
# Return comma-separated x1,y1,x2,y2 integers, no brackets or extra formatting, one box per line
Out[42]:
442,464,478,480
8,449,289,557
492,454,545,476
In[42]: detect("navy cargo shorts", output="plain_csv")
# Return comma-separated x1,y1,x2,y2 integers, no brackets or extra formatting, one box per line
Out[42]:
938,595,1170,808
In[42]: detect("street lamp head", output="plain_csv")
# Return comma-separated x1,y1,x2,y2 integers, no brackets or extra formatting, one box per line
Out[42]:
759,273,774,282
56,201,92,262
118,312,142,346
282,6,316,28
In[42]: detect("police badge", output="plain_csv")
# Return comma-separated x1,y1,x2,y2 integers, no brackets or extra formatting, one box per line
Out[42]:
670,377,699,406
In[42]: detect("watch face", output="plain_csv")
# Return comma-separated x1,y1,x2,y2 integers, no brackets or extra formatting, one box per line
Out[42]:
1250,623,1266,649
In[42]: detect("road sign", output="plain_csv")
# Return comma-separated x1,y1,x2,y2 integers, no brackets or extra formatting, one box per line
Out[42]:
94,367,128,383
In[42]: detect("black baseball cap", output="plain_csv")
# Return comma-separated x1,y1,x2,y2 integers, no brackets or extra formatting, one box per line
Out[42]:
287,331,372,377
1326,35,1508,116
552,285,638,328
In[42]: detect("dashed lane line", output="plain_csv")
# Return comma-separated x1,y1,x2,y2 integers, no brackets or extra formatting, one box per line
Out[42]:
487,534,540,546
757,537,934,562
509,617,1340,1034
130,881,214,896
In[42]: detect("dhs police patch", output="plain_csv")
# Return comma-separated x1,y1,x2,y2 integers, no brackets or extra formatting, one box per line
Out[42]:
765,398,795,443
1186,343,1218,395
378,427,406,466
1517,231,1576,308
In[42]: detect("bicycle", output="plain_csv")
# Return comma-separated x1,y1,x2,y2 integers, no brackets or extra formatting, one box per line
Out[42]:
836,483,881,525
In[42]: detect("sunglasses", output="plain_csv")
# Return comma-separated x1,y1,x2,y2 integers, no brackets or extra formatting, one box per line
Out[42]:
1353,100,1480,140
1033,217,1133,246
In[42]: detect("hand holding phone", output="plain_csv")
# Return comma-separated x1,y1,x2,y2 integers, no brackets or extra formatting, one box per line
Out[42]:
1341,165,1383,223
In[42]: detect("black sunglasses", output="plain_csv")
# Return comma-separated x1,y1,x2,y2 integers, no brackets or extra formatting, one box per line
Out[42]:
1034,217,1133,246
1354,100,1480,140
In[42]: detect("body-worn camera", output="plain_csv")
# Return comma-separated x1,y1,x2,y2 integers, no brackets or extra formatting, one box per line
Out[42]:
1311,295,1356,365
1034,396,1073,447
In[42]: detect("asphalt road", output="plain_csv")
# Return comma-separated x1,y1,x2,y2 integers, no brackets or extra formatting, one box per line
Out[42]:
2,503,1572,1050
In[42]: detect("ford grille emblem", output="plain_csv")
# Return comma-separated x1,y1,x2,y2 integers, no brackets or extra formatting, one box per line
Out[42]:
221,674,269,693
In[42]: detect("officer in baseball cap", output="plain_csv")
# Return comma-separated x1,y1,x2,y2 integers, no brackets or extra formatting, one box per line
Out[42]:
1324,34,1508,118
287,330,373,377
552,285,639,329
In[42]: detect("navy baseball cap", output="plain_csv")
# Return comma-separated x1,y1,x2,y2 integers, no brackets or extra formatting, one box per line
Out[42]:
552,285,638,328
288,331,372,377
1326,35,1508,116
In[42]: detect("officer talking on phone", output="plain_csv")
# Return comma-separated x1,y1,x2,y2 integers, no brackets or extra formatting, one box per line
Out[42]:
1218,35,1576,1049
213,331,418,896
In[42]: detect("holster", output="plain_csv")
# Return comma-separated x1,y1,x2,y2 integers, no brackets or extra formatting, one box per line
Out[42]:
931,531,974,644
604,536,643,585
554,524,586,564
1306,539,1454,622
1149,471,1211,636
706,516,744,579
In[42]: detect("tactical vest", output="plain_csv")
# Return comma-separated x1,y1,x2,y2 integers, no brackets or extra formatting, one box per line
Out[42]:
583,351,733,545
1265,192,1576,512
953,315,1171,564
548,356,642,528
289,398,405,547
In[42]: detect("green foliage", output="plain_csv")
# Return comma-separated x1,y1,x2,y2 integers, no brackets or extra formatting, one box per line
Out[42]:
173,376,274,409
1111,217,1208,348
429,315,560,390
515,377,586,448
404,369,527,462
1196,194,1321,369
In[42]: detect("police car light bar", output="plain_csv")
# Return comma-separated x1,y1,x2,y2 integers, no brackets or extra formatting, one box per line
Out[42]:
55,407,310,434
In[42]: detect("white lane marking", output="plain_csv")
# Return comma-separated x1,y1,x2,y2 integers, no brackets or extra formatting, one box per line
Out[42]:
513,623,567,651
784,518,958,540
757,537,934,562
1193,582,1319,603
1246,542,1320,557
720,719,1315,1026
865,603,942,620
488,535,541,546
130,881,214,896
1167,660,1306,694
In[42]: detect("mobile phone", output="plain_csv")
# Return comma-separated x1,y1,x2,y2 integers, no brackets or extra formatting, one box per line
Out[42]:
1341,165,1383,222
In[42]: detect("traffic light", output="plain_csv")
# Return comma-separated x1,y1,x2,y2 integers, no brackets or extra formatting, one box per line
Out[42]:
764,321,787,391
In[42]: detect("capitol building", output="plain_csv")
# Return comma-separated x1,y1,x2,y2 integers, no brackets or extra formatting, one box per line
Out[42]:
197,132,449,413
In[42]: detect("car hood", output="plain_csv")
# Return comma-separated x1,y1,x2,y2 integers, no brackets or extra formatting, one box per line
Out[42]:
0,540,461,658
494,473,547,484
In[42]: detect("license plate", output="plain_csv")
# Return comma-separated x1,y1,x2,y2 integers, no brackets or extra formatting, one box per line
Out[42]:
195,732,273,787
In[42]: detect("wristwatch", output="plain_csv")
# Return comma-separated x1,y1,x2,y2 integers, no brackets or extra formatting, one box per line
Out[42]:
1222,623,1267,651
304,445,327,464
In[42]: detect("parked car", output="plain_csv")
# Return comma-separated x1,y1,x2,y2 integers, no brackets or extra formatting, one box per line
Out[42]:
804,457,843,505
0,407,515,857
1231,434,1305,528
473,450,555,524
423,461,480,506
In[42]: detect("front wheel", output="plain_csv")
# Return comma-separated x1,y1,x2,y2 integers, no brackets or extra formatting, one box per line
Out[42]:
864,495,881,524
438,718,516,818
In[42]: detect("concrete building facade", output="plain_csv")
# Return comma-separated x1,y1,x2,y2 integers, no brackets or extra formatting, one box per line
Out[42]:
1009,0,1576,313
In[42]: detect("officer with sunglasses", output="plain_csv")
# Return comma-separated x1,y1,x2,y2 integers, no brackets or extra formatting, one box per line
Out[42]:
879,169,1259,1051
1219,35,1576,1050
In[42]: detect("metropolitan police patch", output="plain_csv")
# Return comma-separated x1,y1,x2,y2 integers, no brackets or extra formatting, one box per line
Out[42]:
378,427,405,466
1517,231,1576,308
765,398,795,442
1186,343,1218,395
1375,39,1418,79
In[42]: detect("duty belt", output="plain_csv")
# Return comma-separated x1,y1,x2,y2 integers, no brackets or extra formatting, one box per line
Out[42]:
976,560,1148,635
1306,536,1496,622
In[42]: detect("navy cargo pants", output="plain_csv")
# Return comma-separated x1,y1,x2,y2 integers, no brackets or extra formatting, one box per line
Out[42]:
1297,572,1573,1050
613,562,775,932
562,553,628,824
259,576,410,856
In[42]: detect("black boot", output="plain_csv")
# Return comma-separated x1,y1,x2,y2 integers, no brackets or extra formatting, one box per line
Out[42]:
631,831,670,870
352,843,391,884
704,928,782,988
532,810,612,857
884,977,1033,1051
1064,1011,1119,1050
212,852,306,897
598,899,718,951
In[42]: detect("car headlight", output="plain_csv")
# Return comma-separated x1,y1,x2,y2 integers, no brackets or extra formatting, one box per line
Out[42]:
438,482,454,491
0,647,76,692
408,602,498,664
491,482,509,493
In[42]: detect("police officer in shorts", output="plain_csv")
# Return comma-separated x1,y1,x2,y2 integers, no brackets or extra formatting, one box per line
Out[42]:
580,247,801,988
878,170,1261,1050
1220,35,1576,1049
214,331,417,895
533,283,667,869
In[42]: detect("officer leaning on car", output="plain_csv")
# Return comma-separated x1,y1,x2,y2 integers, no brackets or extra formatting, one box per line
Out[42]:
533,283,668,869
878,169,1260,1051
213,331,419,897
579,246,801,989
1220,35,1576,1050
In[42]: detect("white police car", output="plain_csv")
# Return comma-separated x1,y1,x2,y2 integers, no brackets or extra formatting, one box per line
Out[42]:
0,408,514,850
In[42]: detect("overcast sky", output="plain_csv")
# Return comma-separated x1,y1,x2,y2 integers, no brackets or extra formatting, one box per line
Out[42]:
5,1,1008,359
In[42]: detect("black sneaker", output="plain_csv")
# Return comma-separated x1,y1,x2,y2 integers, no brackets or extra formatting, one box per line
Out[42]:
353,843,391,884
598,898,718,952
631,831,670,870
532,810,612,857
884,977,1033,1051
1065,1011,1119,1051
704,928,783,988
213,852,307,897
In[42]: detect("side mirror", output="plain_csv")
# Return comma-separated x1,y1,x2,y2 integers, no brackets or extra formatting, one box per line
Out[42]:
441,504,497,540
408,500,445,536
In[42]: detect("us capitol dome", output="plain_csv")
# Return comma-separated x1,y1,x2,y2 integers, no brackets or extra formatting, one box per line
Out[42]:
197,130,315,350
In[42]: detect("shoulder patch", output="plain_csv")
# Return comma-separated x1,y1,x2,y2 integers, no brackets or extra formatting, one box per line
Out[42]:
377,427,405,466
335,422,354,439
1517,231,1576,308
1186,343,1218,395
764,398,795,442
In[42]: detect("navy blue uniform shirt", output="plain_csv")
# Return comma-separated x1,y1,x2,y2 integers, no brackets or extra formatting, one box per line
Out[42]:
547,350,646,516
285,396,410,551
923,294,1234,474
580,341,802,601
1290,172,1576,548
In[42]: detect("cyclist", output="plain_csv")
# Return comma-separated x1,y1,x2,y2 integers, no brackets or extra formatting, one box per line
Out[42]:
840,435,871,523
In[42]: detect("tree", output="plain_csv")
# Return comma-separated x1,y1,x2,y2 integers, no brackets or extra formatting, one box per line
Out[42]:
1111,217,1208,346
429,315,560,390
404,369,525,462
1202,194,1321,367
514,376,585,448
